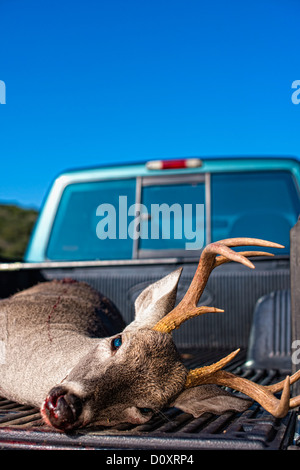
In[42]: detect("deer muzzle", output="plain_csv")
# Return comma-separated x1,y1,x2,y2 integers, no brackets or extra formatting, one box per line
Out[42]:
41,386,83,431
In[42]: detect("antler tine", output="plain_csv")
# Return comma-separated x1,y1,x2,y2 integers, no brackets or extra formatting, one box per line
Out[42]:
263,369,300,410
215,238,284,249
185,368,293,418
152,305,224,334
266,369,300,393
214,251,274,268
153,238,284,334
184,349,241,388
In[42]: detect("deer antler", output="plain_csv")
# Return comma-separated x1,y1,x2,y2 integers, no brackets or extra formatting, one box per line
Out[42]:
153,237,283,334
152,236,300,418
184,364,300,418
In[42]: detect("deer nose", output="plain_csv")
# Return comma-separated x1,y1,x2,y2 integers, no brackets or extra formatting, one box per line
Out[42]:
42,386,83,431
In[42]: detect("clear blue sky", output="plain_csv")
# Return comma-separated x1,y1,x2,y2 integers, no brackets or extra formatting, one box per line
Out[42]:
0,0,300,210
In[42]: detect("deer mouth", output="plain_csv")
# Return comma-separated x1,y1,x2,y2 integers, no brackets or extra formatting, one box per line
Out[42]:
41,386,83,431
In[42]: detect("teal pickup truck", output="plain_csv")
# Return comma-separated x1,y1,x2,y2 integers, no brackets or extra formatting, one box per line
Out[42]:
1,155,300,450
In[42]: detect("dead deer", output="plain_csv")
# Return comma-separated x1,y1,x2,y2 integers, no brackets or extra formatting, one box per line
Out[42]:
0,237,300,432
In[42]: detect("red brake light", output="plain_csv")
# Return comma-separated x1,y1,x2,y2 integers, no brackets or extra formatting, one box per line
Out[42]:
146,158,202,170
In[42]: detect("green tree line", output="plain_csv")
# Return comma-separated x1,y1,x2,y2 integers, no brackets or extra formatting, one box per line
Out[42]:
0,204,38,260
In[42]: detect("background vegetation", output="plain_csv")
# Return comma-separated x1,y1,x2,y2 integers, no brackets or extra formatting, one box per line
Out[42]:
0,204,38,260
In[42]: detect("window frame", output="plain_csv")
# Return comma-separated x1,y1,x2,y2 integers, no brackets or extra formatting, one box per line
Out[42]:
136,173,210,259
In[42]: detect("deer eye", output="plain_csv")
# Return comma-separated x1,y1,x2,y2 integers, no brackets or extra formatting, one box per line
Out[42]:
138,407,154,415
111,335,122,352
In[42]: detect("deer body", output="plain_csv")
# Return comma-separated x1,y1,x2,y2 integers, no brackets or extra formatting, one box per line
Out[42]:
1,238,300,432
0,275,189,430
0,279,126,407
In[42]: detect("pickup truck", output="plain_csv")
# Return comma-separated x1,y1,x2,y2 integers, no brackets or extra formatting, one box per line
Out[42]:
0,155,300,451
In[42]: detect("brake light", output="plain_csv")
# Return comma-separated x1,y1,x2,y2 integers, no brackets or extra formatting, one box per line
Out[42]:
146,158,203,170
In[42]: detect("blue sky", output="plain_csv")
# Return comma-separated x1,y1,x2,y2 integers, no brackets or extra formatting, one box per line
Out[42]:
0,0,300,210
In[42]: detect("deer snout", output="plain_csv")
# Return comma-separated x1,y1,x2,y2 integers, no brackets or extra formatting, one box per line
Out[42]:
41,386,83,431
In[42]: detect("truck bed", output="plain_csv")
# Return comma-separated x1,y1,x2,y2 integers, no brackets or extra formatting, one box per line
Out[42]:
0,348,297,450
0,255,298,451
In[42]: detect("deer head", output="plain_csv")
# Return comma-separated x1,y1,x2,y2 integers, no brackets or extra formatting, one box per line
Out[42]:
41,238,300,432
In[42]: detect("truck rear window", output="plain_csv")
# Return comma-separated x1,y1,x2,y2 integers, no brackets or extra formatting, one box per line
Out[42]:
211,171,300,254
139,180,206,254
47,179,136,260
46,170,299,260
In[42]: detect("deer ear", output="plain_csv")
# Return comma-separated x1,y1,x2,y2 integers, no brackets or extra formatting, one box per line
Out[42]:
125,268,183,331
171,385,252,417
